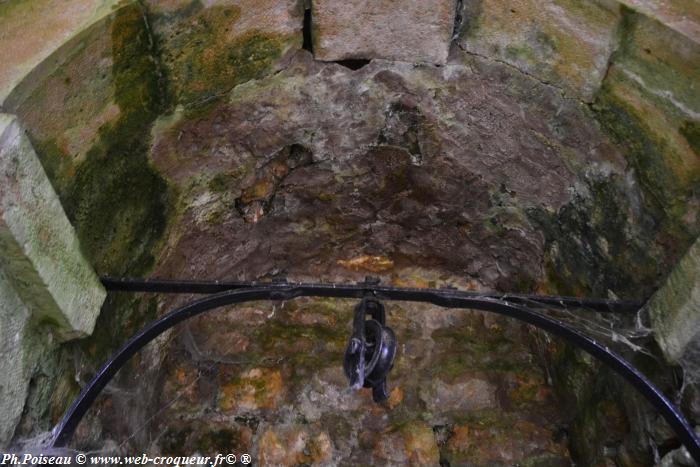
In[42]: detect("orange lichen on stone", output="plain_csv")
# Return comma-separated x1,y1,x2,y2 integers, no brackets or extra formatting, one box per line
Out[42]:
240,178,277,204
257,430,292,465
258,428,333,466
373,421,440,465
391,276,432,289
508,372,552,405
161,365,202,410
219,368,284,412
387,386,404,409
307,432,333,464
337,255,394,272
402,422,440,465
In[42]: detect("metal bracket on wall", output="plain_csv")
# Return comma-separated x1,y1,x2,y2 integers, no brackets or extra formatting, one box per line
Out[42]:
49,278,700,464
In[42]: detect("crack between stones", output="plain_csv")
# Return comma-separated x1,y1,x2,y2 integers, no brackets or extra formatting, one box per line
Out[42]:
183,51,297,110
302,2,313,54
452,0,465,40
455,42,584,104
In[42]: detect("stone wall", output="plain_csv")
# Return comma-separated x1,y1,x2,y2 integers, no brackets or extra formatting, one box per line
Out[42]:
1,0,699,464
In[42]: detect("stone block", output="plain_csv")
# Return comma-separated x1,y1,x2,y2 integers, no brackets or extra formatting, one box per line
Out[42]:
0,0,119,106
312,0,457,64
617,0,700,45
458,0,622,101
0,114,106,341
647,238,700,363
611,12,700,119
594,13,700,243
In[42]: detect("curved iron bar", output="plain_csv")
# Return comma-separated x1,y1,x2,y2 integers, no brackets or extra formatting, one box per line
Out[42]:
50,283,700,464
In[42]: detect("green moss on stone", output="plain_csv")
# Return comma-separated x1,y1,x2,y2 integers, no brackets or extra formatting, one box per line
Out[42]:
206,209,225,225
63,3,172,276
505,44,537,63
246,316,348,388
529,175,666,299
254,321,347,355
428,323,531,381
78,294,159,365
227,32,284,80
595,87,677,213
450,408,515,429
160,5,286,105
32,138,73,196
552,0,618,28
680,120,700,156
614,11,700,115
208,172,235,193
593,81,699,250
196,428,245,454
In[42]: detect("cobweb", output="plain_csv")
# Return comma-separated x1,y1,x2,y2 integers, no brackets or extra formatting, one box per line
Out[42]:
10,293,696,466
510,295,656,356
507,295,699,465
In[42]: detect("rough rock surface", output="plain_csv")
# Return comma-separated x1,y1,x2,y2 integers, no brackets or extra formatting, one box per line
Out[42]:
647,238,700,424
6,1,173,277
53,48,689,466
63,50,663,465
148,52,639,295
594,12,700,254
312,0,457,64
0,113,104,448
132,300,570,466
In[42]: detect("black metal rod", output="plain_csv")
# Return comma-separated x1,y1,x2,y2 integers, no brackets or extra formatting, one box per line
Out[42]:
51,284,699,465
100,277,643,313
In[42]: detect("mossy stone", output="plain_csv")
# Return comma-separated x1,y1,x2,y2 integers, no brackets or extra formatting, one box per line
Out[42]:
154,4,287,106
529,175,665,299
63,3,173,276
680,120,700,156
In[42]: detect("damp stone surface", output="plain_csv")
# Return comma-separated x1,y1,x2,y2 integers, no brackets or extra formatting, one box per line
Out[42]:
0,0,699,465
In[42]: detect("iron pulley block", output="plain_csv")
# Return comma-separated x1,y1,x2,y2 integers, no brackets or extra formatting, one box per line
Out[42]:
343,297,397,402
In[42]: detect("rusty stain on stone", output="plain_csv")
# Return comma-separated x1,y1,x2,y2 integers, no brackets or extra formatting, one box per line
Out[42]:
337,255,395,273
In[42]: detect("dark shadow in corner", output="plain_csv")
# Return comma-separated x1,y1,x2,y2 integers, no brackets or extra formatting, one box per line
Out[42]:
302,7,313,53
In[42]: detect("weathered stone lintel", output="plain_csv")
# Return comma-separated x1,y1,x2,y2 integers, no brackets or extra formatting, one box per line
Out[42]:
312,0,458,65
647,238,700,363
0,113,105,341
